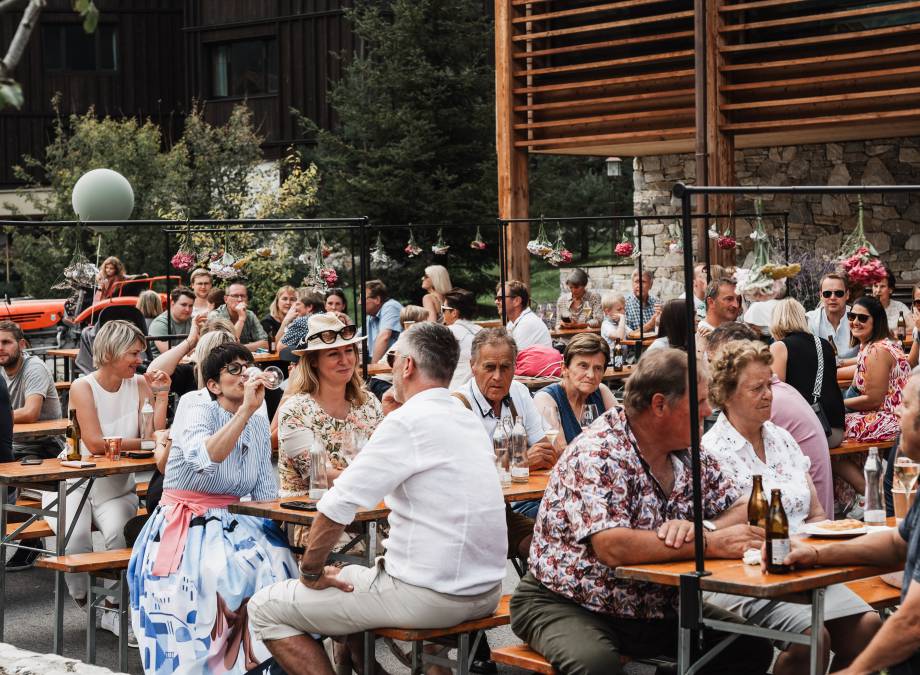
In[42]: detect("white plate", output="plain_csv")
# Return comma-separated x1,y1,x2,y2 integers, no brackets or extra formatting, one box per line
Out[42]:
801,522,868,538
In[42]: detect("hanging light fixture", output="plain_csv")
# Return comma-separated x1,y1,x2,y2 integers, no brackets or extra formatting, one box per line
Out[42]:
606,157,623,178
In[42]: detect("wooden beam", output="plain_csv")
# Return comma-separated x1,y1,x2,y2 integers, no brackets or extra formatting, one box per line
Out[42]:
515,126,695,149
515,88,695,113
721,43,920,73
514,49,693,78
514,106,694,131
496,0,530,288
513,0,671,24
513,29,693,60
512,10,693,42
721,64,920,93
514,68,695,95
721,108,920,132
720,1,920,33
706,0,735,266
721,86,920,112
721,23,920,54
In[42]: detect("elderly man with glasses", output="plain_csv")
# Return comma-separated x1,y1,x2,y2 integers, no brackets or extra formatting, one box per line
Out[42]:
807,272,858,360
209,281,268,352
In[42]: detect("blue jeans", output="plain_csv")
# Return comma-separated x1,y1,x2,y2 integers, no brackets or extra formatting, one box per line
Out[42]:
512,500,541,519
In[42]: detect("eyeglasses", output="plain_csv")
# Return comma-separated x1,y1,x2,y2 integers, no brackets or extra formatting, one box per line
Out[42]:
222,361,252,376
441,305,457,313
307,324,358,344
846,311,871,324
227,293,248,300
822,290,846,298
386,350,397,368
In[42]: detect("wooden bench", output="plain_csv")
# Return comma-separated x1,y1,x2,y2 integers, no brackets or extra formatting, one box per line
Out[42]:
492,644,556,674
375,595,511,673
4,519,54,540
54,381,71,392
136,481,149,500
830,439,895,457
846,575,901,611
36,547,132,672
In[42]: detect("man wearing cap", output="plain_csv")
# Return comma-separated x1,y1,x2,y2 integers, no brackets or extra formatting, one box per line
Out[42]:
249,323,507,673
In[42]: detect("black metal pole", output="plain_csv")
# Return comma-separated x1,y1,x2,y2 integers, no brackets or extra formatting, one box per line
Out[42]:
703,213,712,283
637,217,645,357
164,227,172,336
350,226,359,324
784,213,790,264
498,220,507,325
359,218,369,381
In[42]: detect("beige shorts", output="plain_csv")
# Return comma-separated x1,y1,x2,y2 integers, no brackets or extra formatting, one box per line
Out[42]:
248,558,503,642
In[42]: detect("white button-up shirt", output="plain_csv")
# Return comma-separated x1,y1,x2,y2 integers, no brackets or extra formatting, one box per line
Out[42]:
702,414,813,534
318,387,507,596
507,308,552,350
807,305,857,359
454,377,547,445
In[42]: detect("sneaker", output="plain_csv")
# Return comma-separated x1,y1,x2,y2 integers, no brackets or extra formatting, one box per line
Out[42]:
5,545,39,571
100,609,138,648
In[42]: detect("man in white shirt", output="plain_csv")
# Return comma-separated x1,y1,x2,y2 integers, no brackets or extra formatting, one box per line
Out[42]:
248,323,507,675
496,280,552,350
806,272,858,359
698,278,741,351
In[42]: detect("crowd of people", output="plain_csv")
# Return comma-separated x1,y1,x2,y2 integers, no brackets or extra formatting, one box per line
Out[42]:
2,253,920,675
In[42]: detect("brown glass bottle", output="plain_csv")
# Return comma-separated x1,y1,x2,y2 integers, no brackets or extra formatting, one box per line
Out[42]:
765,488,791,574
747,475,768,529
612,339,624,372
898,312,907,343
66,408,81,461
826,335,837,361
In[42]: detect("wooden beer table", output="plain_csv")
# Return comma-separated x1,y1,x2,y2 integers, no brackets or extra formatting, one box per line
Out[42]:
0,456,156,655
13,418,70,442
45,348,79,381
615,524,902,675
550,326,600,339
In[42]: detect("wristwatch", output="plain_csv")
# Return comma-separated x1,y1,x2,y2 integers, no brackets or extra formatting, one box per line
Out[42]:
300,568,323,582
702,520,717,532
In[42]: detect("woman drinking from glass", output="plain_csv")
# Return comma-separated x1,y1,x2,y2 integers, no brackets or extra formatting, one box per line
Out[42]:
555,268,602,327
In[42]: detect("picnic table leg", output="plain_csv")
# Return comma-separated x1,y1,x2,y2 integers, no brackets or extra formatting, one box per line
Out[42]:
53,480,67,654
64,355,70,382
363,521,378,675
0,482,7,641
809,588,826,675
119,569,129,672
87,574,97,664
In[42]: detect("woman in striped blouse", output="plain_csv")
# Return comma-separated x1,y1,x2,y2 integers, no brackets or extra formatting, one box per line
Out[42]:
128,343,296,675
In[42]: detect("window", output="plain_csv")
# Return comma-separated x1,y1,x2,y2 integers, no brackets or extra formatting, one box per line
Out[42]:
43,24,117,72
209,39,278,99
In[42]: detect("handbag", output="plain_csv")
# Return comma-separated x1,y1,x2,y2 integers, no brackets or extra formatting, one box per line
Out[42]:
810,334,832,437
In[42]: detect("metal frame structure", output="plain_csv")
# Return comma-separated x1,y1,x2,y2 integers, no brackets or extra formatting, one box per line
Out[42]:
672,182,920,675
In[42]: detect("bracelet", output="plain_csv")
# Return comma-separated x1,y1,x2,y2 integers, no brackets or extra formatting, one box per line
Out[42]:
299,567,324,582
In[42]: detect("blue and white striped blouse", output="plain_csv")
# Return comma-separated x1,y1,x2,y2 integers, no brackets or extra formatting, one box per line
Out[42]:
163,396,277,501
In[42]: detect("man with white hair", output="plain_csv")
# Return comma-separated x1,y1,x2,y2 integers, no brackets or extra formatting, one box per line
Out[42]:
248,323,508,674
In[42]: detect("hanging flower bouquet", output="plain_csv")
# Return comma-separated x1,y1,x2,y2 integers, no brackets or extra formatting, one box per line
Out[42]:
432,228,450,256
404,229,422,258
736,200,797,302
836,197,886,287
614,241,634,258
370,232,392,267
545,229,572,266
208,250,241,280
171,221,197,272
321,268,338,286
526,219,554,258
665,224,683,254
470,226,486,250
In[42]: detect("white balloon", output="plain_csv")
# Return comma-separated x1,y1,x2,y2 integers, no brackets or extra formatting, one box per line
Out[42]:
71,168,134,231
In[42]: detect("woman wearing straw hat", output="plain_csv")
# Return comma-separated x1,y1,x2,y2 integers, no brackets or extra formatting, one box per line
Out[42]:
276,313,384,547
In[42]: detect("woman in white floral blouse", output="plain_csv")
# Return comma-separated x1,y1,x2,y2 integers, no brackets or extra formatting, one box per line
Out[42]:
702,339,880,675
276,313,383,547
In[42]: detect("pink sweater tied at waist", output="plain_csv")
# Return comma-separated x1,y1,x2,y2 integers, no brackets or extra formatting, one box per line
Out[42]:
152,489,239,577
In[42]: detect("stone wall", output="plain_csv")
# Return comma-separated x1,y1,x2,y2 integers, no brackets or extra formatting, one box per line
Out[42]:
632,136,920,285
0,642,122,674
557,263,685,302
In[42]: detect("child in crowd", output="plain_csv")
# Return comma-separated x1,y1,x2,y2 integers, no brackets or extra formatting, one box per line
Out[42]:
600,292,627,349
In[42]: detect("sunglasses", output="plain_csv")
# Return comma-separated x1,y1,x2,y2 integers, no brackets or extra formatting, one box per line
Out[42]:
913,299,920,308
846,311,871,324
222,361,252,376
308,325,358,344
441,305,457,313
386,350,397,368
822,290,846,298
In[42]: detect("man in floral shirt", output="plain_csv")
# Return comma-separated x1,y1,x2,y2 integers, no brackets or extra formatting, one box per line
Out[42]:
510,348,772,674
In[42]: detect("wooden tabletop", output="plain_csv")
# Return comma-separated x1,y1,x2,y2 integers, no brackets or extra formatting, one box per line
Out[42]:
253,351,285,363
13,418,69,441
830,439,895,457
45,348,78,359
0,456,156,484
622,335,657,347
616,527,902,599
515,376,560,391
551,326,600,339
366,363,392,376
603,365,634,381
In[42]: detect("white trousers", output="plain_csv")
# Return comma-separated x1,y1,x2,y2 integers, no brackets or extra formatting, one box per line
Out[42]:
41,475,138,601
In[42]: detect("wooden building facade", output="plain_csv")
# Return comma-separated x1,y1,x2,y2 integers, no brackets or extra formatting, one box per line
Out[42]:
0,0,356,189
496,0,920,283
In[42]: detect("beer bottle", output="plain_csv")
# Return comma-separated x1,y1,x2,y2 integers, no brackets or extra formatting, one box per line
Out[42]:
66,408,81,461
612,339,624,372
765,489,791,574
747,475,768,529
898,312,907,344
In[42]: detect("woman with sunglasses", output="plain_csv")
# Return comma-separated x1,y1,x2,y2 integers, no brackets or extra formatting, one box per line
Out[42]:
442,288,482,389
833,296,911,511
421,264,452,322
276,314,383,547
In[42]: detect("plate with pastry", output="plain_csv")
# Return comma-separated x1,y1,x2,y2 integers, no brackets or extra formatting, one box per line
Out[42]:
801,518,867,538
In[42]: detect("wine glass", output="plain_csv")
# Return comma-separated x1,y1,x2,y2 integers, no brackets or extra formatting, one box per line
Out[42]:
580,404,599,429
894,448,920,494
340,429,368,466
246,365,284,390
541,406,562,450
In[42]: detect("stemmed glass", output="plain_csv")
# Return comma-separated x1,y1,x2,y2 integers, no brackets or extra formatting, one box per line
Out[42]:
245,365,284,390
542,405,562,451
894,447,920,495
580,404,599,429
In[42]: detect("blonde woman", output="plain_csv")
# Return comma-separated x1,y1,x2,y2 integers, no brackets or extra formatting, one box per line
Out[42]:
48,320,170,642
400,304,429,329
262,285,298,342
94,256,126,302
421,264,452,322
135,290,163,328
276,314,383,546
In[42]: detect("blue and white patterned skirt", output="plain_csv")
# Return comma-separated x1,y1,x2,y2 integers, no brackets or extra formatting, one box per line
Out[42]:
128,505,297,675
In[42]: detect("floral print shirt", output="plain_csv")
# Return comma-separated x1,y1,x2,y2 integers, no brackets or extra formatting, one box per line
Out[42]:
277,391,384,497
530,407,740,619
702,415,813,534
556,290,602,325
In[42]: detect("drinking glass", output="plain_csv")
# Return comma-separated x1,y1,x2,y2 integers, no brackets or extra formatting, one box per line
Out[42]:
542,406,562,450
340,429,368,466
246,365,284,390
580,404,599,429
894,449,920,495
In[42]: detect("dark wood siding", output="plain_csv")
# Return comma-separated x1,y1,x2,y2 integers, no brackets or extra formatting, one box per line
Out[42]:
0,0,185,186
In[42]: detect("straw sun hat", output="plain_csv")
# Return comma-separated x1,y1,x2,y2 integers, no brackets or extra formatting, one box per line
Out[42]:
292,313,365,355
